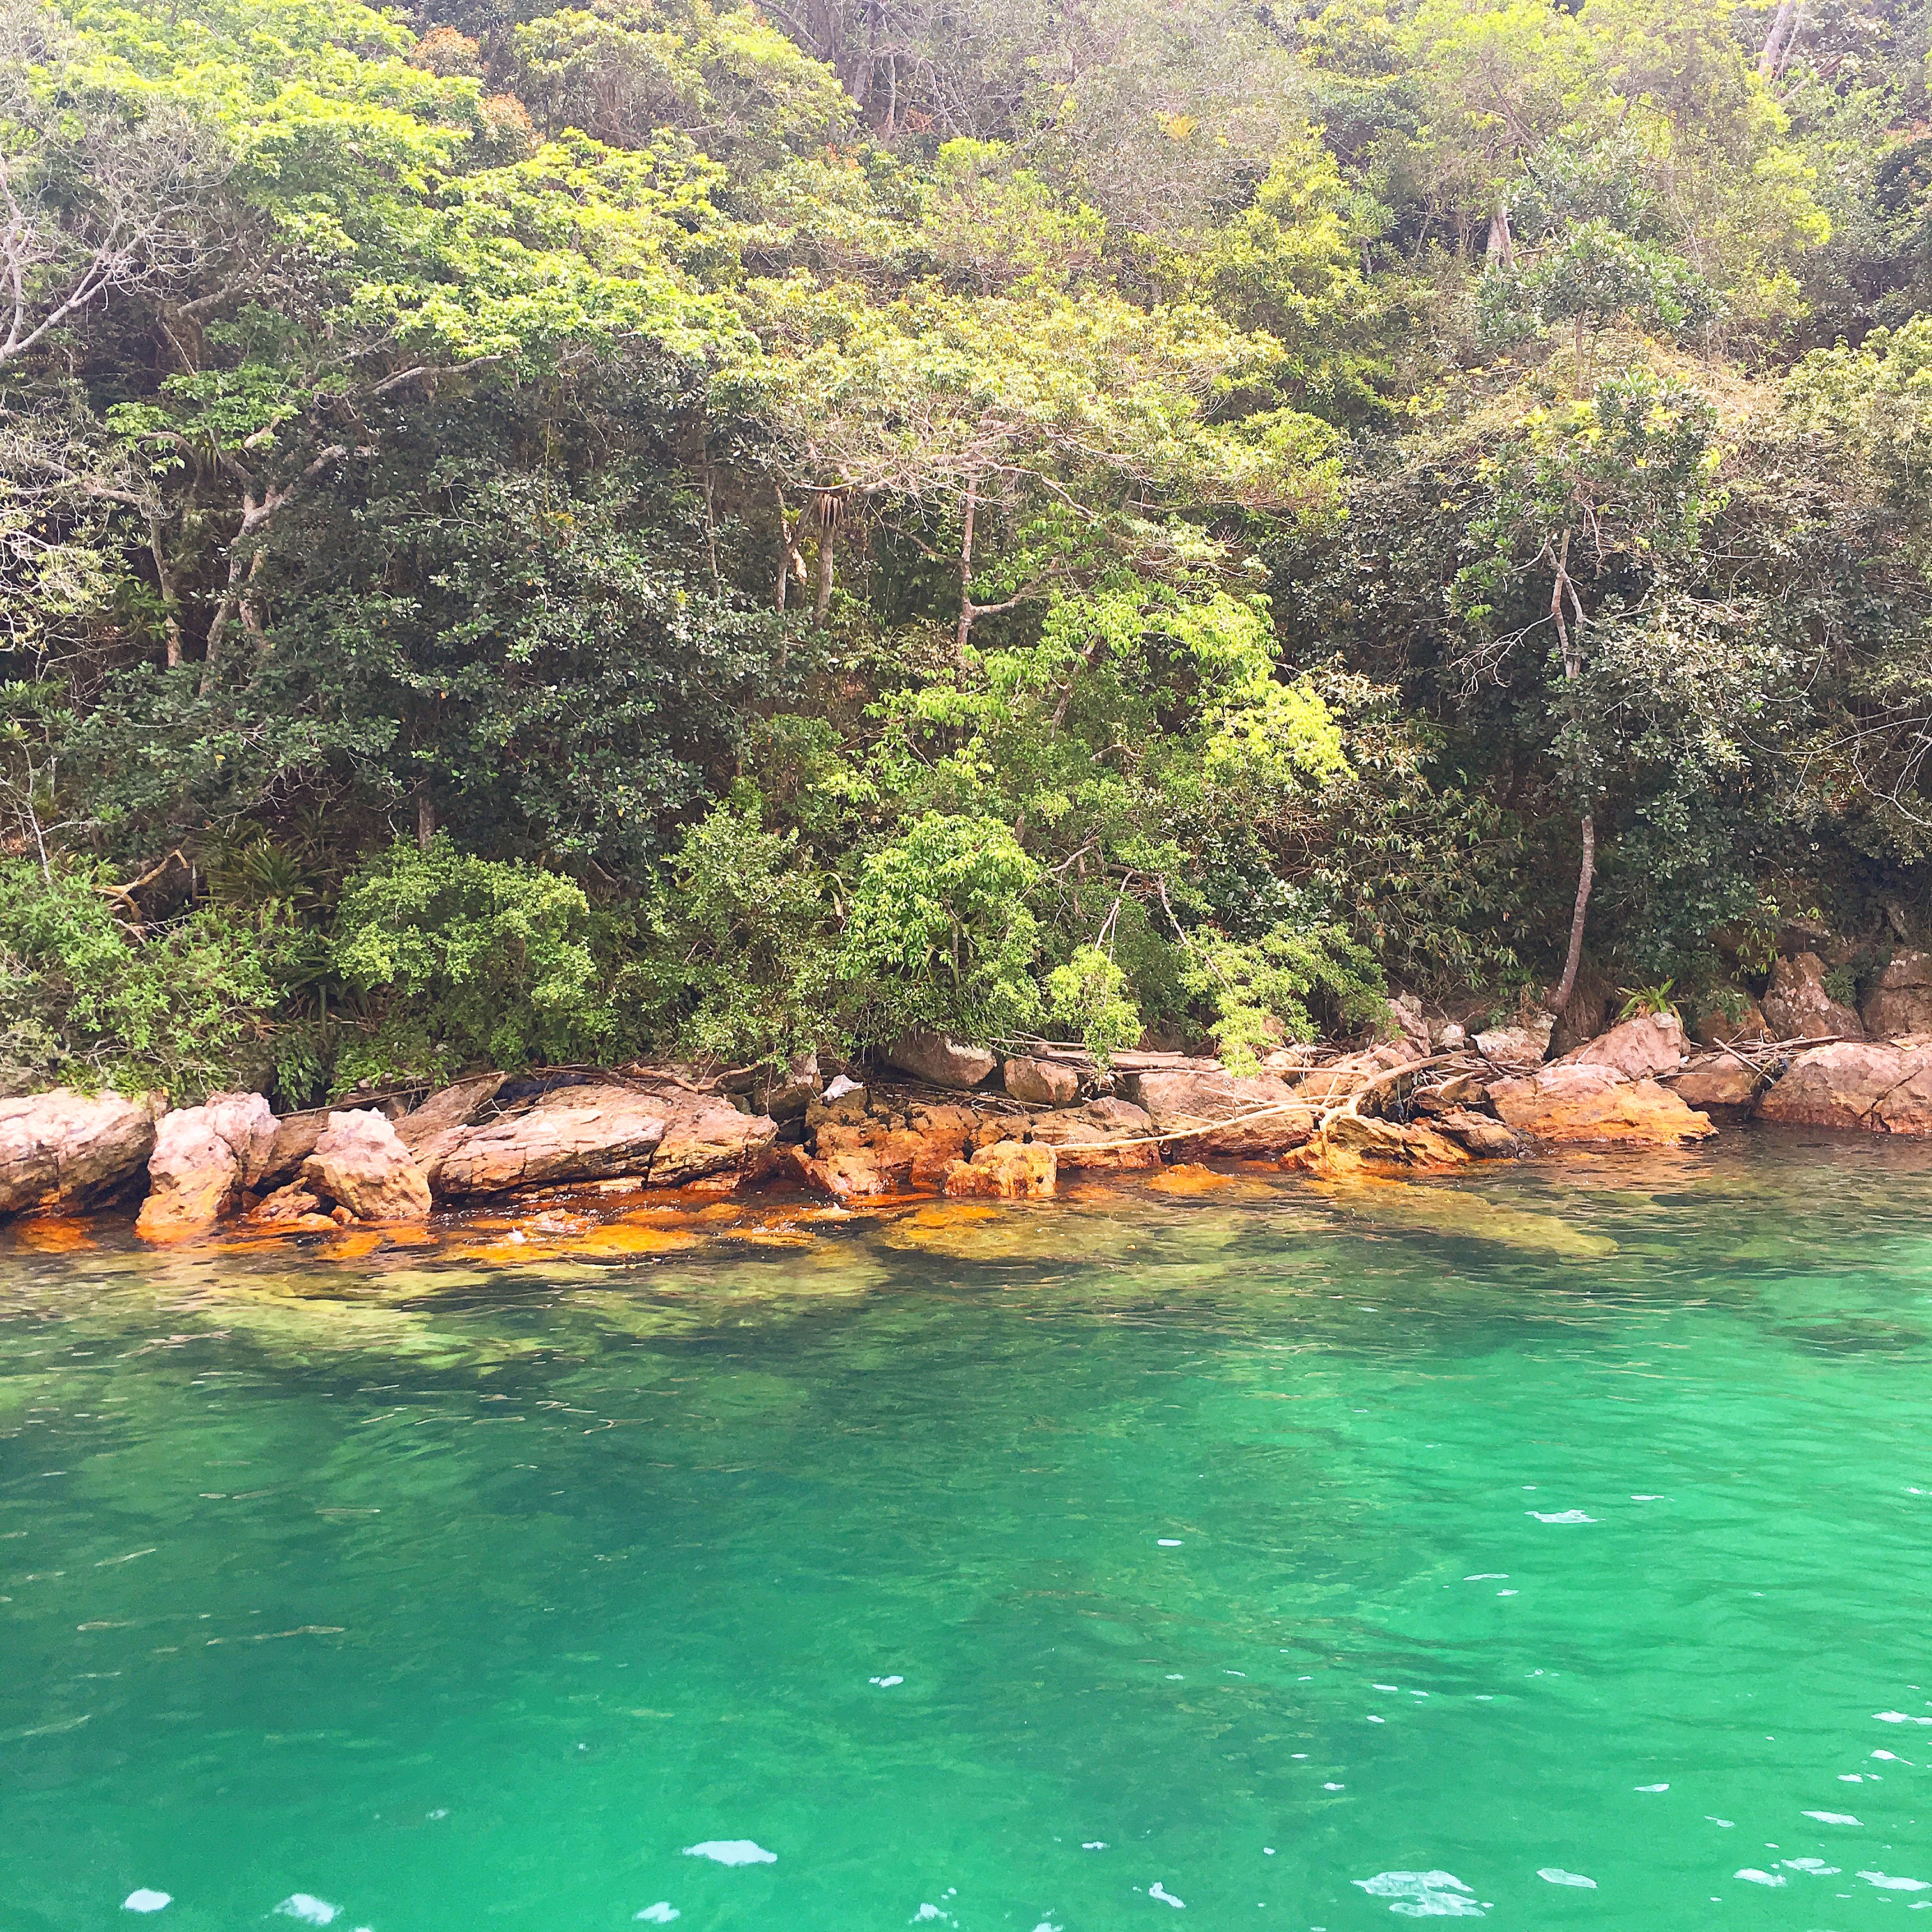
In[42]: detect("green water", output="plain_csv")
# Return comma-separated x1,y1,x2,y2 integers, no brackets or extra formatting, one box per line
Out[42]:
4,1131,1931,1930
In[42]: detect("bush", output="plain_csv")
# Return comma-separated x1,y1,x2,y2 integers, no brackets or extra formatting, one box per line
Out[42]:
329,838,617,1087
0,859,282,1100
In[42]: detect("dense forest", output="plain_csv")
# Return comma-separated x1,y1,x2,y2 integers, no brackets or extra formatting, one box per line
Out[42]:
1,0,1929,1101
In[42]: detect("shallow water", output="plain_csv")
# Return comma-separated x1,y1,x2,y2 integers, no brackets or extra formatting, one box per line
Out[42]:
3,1129,1930,1929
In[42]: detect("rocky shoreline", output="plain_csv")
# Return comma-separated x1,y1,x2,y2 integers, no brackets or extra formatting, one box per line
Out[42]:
8,962,1932,1242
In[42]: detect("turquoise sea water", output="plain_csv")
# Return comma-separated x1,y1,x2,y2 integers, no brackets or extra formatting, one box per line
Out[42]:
3,1130,1930,1930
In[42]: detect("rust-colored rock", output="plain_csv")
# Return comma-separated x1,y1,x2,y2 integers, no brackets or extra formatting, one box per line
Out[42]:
1861,950,1932,1039
1763,952,1863,1042
1023,1098,1159,1172
1123,1068,1314,1157
1755,1041,1932,1133
1430,1107,1524,1158
1288,1114,1469,1179
884,1031,997,1090
1001,1055,1082,1107
303,1109,433,1221
135,1092,277,1239
1666,1052,1768,1112
942,1138,1057,1199
249,1181,324,1225
1488,1065,1715,1145
429,1084,776,1197
0,1088,164,1217
1557,1011,1686,1082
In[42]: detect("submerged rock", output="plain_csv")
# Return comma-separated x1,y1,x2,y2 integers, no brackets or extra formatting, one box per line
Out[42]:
1756,1041,1932,1132
1762,951,1863,1042
303,1110,433,1222
884,1030,998,1090
0,1087,164,1217
135,1091,277,1239
943,1138,1057,1199
1488,1064,1715,1144
428,1084,776,1197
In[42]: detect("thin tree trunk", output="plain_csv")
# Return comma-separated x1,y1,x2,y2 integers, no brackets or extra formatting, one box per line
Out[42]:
1759,0,1798,74
1485,202,1515,268
1547,528,1594,1015
416,794,436,853
953,472,979,685
813,517,836,626
774,482,792,612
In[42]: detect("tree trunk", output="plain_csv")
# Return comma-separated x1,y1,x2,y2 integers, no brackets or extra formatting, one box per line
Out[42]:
150,519,182,669
416,794,437,853
1552,811,1595,1016
1759,0,1798,74
1485,202,1515,268
953,473,979,686
813,518,836,626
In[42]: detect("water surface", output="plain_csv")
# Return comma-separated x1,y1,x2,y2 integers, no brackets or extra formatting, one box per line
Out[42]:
3,1130,1929,1928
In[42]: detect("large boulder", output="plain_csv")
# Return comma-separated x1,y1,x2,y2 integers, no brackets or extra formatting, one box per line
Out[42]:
1666,1052,1768,1112
1022,1097,1160,1172
0,1088,164,1217
1861,951,1932,1039
1488,1064,1715,1144
303,1110,432,1222
805,1102,978,1199
942,1138,1056,1199
1001,1055,1083,1107
427,1084,776,1197
883,1031,997,1090
135,1091,277,1239
1557,1011,1687,1082
1122,1068,1315,1158
1430,1107,1526,1158
1756,1041,1932,1133
1762,952,1863,1042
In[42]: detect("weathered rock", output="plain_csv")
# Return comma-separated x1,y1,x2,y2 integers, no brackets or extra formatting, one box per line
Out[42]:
1557,1011,1687,1082
1862,951,1932,1039
751,1052,818,1121
135,1091,277,1239
1289,1046,1414,1109
1430,1107,1525,1158
1001,1055,1083,1107
943,1138,1057,1199
1762,952,1863,1042
1475,1011,1554,1066
884,1031,998,1090
1288,1113,1469,1179
261,1110,329,1186
1124,1067,1315,1157
1690,993,1768,1047
429,1084,776,1197
1388,993,1430,1055
1021,1098,1159,1172
1755,1041,1932,1133
1666,1052,1768,1112
394,1073,507,1155
1488,1064,1715,1144
1434,1020,1469,1050
0,1088,164,1217
805,1102,978,1198
249,1181,325,1225
303,1110,433,1221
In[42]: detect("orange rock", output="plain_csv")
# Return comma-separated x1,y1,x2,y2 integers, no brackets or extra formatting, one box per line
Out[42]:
1287,1114,1469,1179
1756,1040,1932,1131
942,1138,1057,1199
10,1215,97,1252
1146,1162,1243,1195
1489,1066,1715,1144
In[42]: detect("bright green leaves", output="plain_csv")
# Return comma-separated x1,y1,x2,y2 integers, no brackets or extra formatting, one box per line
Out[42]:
838,813,1043,1045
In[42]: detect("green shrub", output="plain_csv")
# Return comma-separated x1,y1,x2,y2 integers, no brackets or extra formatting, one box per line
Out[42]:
329,838,616,1087
0,860,282,1100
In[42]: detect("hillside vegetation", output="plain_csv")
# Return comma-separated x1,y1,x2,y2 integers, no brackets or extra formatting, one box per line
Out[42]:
2,0,1929,1098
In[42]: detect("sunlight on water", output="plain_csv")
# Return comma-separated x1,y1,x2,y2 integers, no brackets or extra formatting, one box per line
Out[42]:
3,1128,1931,1929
